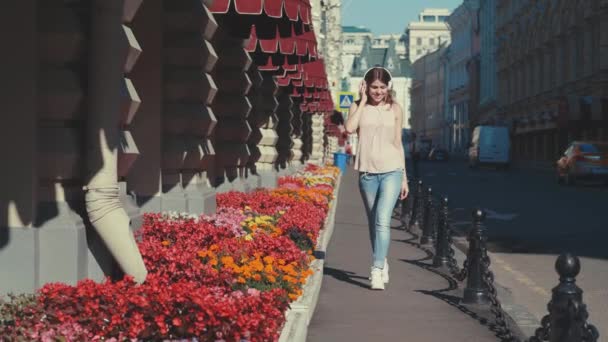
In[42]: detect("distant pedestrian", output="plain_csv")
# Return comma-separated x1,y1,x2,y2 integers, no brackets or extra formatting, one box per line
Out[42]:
345,141,353,165
345,67,409,290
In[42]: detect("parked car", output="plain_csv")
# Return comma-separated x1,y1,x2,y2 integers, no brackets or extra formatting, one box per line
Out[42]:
556,141,608,185
428,148,449,161
468,126,511,169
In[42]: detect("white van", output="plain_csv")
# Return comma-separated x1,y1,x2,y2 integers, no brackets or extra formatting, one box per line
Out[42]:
468,126,511,168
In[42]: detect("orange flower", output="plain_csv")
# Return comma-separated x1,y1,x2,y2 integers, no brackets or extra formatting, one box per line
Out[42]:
263,256,274,264
266,275,277,283
253,274,262,281
237,276,246,284
161,240,170,246
221,256,234,266
197,250,207,258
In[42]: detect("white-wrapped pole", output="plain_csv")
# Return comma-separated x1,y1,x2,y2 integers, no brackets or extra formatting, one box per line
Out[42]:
85,0,147,283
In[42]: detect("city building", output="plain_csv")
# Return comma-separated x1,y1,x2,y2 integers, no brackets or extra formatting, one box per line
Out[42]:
495,0,608,165
341,26,406,90
442,0,480,155
405,8,452,63
477,0,498,125
0,0,333,293
312,0,343,98
349,37,413,129
411,46,448,145
341,26,374,85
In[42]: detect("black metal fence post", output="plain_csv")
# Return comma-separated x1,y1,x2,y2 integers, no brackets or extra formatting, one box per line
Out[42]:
529,253,600,342
420,187,434,245
462,208,489,305
433,196,450,268
400,180,411,230
409,180,423,230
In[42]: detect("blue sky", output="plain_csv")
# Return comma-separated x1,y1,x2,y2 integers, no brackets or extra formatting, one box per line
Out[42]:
341,0,463,35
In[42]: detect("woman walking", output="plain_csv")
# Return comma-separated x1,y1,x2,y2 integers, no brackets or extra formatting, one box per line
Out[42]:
345,67,409,290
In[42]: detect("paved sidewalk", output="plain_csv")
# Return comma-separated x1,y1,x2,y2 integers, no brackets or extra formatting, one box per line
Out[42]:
307,168,502,342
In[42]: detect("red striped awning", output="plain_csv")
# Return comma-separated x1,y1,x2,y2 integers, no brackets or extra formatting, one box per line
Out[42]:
275,59,329,89
208,0,311,39
247,26,317,68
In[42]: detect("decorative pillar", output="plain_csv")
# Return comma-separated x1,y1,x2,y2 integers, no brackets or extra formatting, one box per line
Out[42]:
162,1,218,212
0,0,38,293
35,0,99,287
275,89,294,170
211,27,253,191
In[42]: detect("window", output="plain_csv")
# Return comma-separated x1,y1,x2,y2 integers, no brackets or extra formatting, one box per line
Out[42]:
429,38,435,45
416,49,422,55
423,15,435,22
438,16,448,22
416,37,422,45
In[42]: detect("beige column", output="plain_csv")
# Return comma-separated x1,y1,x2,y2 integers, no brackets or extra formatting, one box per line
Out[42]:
85,0,147,283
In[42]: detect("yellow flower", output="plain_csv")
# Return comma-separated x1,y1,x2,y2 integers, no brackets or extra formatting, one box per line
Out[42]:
244,234,253,241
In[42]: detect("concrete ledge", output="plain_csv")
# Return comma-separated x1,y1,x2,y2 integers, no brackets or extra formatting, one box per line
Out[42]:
278,310,308,342
279,172,342,342
315,173,342,256
289,259,325,324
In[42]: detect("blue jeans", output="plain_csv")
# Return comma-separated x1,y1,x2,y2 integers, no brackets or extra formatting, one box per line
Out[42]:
358,170,403,269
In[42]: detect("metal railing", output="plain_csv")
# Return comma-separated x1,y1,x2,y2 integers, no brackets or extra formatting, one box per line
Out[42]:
398,179,600,342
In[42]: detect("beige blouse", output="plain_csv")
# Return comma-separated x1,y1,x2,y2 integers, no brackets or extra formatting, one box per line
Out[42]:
354,104,404,173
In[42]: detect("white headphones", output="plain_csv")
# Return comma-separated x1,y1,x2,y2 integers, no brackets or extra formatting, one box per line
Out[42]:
363,66,393,90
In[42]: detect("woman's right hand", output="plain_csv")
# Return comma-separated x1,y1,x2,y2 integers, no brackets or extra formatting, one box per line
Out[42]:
359,80,367,104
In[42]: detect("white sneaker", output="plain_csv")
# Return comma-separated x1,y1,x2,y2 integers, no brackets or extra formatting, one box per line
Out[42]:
370,268,385,290
383,259,389,284
369,259,390,283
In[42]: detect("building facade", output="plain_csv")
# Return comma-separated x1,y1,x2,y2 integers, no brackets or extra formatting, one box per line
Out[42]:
312,0,343,98
350,38,412,129
405,8,452,63
478,0,498,124
496,0,608,164
341,26,406,91
443,0,480,155
411,47,447,144
341,26,374,83
0,0,333,294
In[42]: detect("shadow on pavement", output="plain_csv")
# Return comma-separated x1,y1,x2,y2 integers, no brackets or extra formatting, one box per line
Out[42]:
391,221,528,342
323,266,370,290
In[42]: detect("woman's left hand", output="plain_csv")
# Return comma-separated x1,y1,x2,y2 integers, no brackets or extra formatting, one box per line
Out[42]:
400,179,409,200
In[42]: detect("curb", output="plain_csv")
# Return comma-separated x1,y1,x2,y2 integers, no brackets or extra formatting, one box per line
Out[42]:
278,172,342,342
452,236,540,340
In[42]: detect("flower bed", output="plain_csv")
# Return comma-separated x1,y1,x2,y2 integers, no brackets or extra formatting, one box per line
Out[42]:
0,164,340,341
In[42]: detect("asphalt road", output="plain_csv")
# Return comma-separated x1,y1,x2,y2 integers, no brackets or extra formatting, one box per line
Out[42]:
414,159,608,339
